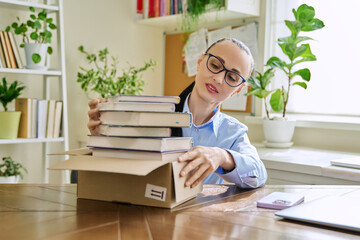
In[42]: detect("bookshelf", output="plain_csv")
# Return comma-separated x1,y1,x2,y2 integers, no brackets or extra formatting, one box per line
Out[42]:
0,0,69,183
136,0,260,31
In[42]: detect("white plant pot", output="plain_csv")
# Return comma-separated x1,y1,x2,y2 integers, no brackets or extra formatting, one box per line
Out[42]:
0,175,20,183
263,119,296,148
24,43,48,70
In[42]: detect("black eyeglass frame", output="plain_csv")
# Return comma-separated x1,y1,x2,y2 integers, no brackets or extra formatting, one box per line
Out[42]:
205,53,246,87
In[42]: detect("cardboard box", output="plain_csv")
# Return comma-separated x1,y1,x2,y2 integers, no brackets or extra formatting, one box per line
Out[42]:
50,149,202,208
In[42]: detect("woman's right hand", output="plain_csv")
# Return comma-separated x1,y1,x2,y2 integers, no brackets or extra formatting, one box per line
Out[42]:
87,98,107,135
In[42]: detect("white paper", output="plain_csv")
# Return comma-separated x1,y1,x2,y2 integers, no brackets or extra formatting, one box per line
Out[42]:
184,28,207,77
230,22,258,63
221,86,248,111
207,26,232,47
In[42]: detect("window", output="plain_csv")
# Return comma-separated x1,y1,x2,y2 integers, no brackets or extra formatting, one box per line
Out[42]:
270,0,360,117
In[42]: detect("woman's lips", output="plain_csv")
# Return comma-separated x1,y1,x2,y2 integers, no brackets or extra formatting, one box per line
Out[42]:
206,83,218,93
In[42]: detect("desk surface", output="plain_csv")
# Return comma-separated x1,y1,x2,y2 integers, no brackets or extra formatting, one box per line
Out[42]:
0,184,359,240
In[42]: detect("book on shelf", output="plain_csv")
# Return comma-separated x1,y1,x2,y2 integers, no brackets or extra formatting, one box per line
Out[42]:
0,31,10,68
107,94,180,104
46,100,56,138
31,98,38,138
92,148,185,162
98,101,175,112
0,35,6,68
3,31,17,68
37,100,48,138
98,124,171,137
15,98,32,138
53,101,63,138
8,31,23,69
87,135,193,152
100,111,192,127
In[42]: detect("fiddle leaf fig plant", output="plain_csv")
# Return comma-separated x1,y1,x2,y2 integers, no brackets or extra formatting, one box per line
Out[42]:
246,4,324,118
77,46,157,98
6,6,57,63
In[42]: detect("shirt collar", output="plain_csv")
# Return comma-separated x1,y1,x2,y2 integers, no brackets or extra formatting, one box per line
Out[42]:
183,93,221,137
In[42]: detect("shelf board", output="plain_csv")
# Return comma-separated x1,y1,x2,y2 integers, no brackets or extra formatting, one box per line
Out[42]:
0,137,64,144
136,0,260,31
0,0,59,11
0,68,62,76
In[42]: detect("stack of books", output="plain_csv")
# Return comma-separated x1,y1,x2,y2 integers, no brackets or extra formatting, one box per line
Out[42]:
0,31,23,69
88,94,193,163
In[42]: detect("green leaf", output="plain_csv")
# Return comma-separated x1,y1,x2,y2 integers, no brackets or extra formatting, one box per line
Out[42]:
34,21,41,29
295,44,317,64
285,20,301,38
29,6,35,12
32,53,41,63
47,46,53,55
293,82,307,89
278,36,313,45
38,11,46,20
270,89,284,112
20,43,25,48
11,22,18,28
46,18,53,23
49,23,56,30
30,32,38,40
294,68,310,81
5,26,10,32
266,56,285,68
302,18,325,31
30,14,36,20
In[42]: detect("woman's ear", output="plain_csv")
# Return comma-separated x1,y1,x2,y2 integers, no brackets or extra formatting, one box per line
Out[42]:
196,53,205,71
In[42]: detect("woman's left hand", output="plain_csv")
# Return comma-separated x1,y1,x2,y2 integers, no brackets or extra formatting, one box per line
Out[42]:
178,146,235,188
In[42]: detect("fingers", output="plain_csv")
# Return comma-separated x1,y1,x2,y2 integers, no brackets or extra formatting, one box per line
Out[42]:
184,164,208,187
191,168,213,188
178,147,199,162
88,98,107,109
179,157,201,177
88,120,101,135
88,107,100,120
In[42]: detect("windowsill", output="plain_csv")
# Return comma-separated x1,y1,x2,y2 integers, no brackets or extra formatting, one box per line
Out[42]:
245,114,360,131
254,143,360,183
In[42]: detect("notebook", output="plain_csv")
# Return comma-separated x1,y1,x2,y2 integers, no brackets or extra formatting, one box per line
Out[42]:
330,157,360,169
275,195,360,232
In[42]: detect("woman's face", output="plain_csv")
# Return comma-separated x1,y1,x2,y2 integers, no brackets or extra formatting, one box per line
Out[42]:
194,40,252,105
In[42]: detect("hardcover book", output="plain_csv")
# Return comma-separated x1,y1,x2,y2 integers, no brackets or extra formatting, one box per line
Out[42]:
99,111,192,127
107,94,180,104
87,135,193,152
92,148,185,162
98,101,175,112
98,124,171,137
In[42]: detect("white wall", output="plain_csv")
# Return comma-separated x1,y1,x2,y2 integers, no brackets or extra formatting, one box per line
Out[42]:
63,0,164,150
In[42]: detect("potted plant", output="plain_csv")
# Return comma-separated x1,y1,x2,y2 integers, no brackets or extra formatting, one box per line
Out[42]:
181,0,225,32
77,45,157,98
0,156,28,183
0,77,26,139
246,4,324,147
6,6,57,70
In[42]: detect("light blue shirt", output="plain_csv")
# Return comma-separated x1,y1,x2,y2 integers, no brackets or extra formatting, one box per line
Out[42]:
182,94,268,188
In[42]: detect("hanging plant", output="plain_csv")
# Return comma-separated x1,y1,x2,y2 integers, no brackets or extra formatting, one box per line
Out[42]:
181,0,225,32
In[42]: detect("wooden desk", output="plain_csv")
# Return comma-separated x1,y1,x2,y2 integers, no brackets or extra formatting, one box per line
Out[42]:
0,184,359,239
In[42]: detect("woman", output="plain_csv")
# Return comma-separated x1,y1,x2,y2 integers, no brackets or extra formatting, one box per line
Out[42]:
88,38,267,189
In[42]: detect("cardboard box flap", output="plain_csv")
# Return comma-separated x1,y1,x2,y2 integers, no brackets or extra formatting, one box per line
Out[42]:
50,155,169,176
171,161,203,203
49,148,92,156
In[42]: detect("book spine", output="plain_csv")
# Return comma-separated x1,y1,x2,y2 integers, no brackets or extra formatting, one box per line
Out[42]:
0,31,10,68
0,36,6,68
8,32,23,69
3,31,17,68
15,98,32,138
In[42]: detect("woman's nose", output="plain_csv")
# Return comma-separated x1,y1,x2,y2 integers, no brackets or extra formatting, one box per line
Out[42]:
213,71,225,85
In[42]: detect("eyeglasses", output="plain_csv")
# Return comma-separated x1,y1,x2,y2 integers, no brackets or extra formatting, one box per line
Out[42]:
206,53,246,87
